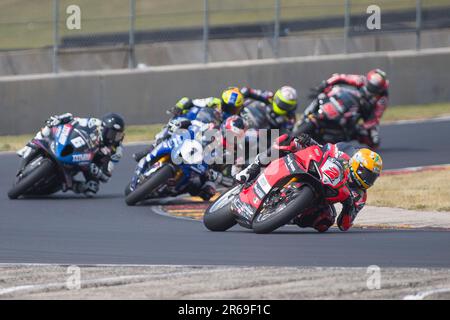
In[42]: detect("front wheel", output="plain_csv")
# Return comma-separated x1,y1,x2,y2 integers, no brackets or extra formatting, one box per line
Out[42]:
8,158,56,199
125,164,174,206
203,185,241,231
252,185,316,234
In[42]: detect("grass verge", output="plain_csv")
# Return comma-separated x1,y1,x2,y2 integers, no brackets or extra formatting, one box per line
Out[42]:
368,169,450,212
0,123,163,152
382,103,450,122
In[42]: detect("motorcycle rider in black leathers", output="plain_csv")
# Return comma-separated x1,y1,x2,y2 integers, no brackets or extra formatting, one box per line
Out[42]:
240,86,298,135
17,112,125,197
235,133,383,232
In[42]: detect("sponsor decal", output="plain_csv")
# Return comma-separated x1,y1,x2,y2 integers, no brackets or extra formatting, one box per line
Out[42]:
253,183,266,199
228,92,238,104
284,154,301,174
256,174,272,194
320,157,343,186
71,136,85,148
58,125,71,145
72,153,92,162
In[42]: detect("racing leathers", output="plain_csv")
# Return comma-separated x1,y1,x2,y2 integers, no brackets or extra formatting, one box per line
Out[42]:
240,87,296,135
235,133,367,232
133,97,235,200
309,73,389,149
133,96,226,162
17,113,123,197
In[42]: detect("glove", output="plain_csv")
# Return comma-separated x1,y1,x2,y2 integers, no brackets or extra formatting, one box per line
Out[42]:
240,87,250,98
168,106,183,117
235,162,260,184
168,118,190,133
370,127,380,146
171,97,193,116
308,81,328,99
296,133,313,147
45,113,73,127
110,145,123,163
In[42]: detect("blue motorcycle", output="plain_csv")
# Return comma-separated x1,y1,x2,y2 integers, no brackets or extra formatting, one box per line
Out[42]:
125,108,221,206
8,122,100,199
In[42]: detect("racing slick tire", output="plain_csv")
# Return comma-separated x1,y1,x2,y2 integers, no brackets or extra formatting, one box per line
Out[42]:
252,185,315,234
203,185,240,231
8,158,55,200
125,164,174,206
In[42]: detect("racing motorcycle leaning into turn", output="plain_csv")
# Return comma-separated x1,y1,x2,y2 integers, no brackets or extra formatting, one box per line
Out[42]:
125,108,233,206
293,85,369,145
203,136,355,234
8,121,105,199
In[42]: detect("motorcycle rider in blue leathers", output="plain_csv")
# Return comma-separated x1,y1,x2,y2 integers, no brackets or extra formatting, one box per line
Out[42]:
17,113,125,197
132,87,245,200
132,87,245,162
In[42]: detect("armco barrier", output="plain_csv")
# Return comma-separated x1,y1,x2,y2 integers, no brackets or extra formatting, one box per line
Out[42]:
1,47,450,135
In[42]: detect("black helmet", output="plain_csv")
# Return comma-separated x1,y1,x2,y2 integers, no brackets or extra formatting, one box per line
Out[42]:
101,112,125,145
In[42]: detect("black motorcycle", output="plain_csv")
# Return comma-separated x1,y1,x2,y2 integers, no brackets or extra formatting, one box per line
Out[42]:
293,85,364,144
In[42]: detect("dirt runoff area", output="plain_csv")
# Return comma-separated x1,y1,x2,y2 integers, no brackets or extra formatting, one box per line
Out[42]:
0,264,449,300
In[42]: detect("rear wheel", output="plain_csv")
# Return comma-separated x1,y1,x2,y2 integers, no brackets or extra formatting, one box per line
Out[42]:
203,185,240,231
125,164,174,206
252,185,316,234
8,158,56,200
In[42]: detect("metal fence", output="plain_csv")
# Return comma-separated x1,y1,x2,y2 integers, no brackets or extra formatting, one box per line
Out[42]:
0,0,449,73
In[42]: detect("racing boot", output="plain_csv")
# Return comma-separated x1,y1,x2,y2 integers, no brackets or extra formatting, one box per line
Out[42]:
197,181,217,201
234,154,262,184
133,145,154,162
73,180,99,198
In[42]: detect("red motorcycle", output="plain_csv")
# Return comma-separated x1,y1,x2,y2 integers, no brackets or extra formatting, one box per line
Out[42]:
203,141,350,234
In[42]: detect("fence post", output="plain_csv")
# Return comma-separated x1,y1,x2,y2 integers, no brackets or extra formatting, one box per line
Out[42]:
344,0,350,54
203,0,209,63
128,0,136,68
52,0,59,73
416,0,422,50
273,0,280,58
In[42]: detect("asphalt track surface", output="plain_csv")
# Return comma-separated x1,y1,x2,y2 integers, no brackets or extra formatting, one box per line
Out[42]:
1,120,450,267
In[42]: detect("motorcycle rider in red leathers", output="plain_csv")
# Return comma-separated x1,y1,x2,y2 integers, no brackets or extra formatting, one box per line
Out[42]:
235,133,383,232
306,69,389,149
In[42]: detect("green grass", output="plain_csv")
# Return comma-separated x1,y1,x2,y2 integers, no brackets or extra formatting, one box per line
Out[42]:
382,103,450,122
0,0,448,49
1,102,449,152
0,123,163,152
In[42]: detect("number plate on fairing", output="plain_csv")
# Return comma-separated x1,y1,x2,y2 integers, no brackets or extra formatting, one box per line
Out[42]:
320,157,343,187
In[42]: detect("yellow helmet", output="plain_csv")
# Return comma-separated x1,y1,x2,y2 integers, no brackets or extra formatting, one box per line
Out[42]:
349,148,383,190
221,87,244,115
272,86,298,116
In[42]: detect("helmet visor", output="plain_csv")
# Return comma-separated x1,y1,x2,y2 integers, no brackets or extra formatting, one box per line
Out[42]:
104,128,125,143
273,95,297,114
222,103,240,115
355,163,378,187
